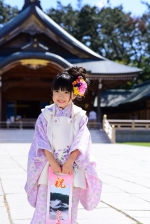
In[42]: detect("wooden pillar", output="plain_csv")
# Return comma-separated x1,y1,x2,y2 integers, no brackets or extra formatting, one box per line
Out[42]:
97,79,102,129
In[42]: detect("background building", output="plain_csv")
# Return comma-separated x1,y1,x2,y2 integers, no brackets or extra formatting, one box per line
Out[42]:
0,0,142,122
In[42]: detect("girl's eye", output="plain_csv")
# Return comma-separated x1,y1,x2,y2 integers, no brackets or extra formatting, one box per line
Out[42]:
54,90,59,93
65,91,69,94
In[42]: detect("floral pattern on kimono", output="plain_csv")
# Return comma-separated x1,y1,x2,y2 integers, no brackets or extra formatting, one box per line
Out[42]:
25,103,102,210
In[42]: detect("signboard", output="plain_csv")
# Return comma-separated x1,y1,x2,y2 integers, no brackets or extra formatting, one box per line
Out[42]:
46,167,73,224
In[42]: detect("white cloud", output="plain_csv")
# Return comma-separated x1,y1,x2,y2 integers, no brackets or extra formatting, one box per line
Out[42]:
96,0,107,8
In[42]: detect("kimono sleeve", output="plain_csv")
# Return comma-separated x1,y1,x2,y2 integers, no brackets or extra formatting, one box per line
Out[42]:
34,113,53,156
25,113,53,207
70,115,91,155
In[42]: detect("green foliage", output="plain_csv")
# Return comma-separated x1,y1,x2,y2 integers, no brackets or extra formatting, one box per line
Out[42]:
119,142,150,147
0,0,18,26
46,2,78,35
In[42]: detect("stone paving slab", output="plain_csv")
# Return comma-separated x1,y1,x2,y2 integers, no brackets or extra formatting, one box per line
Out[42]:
102,192,150,210
0,188,10,224
13,221,31,224
0,143,150,224
134,193,150,202
77,208,137,224
6,194,34,220
0,206,10,224
0,185,3,196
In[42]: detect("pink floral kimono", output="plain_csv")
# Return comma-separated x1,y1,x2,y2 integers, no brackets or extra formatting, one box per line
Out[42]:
25,103,102,224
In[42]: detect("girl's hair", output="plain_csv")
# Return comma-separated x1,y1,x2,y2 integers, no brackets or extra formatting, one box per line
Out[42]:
51,66,89,100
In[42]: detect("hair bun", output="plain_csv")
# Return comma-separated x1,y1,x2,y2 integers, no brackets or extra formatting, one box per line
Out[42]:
65,66,87,80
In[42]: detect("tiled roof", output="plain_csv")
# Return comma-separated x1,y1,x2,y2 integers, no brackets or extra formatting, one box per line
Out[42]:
0,5,103,60
74,60,142,75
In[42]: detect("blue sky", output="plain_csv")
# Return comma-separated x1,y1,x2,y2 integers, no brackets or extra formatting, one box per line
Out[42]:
51,184,69,195
4,0,148,16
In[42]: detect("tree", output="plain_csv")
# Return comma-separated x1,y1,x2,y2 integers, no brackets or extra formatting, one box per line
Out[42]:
0,0,18,27
46,1,150,86
46,1,78,34
74,4,102,49
131,2,150,83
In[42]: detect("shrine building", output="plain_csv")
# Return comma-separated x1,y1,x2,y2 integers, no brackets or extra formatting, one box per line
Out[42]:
0,0,142,122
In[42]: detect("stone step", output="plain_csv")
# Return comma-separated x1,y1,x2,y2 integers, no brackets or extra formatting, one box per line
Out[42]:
0,129,111,144
0,129,34,143
89,129,111,143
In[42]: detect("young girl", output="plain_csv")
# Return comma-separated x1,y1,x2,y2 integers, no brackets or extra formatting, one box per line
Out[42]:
25,66,102,224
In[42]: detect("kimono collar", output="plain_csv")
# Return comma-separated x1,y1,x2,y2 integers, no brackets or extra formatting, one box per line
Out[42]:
55,104,72,117
42,103,85,118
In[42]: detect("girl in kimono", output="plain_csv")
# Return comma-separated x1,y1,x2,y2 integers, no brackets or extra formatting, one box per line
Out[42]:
25,66,102,224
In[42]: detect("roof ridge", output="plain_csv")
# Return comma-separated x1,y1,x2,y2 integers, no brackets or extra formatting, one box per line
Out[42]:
21,0,42,12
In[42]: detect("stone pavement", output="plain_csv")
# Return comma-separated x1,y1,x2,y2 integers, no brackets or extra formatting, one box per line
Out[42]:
0,143,150,224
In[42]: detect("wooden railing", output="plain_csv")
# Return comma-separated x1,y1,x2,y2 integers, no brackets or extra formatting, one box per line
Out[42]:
103,115,115,143
108,119,150,130
0,121,35,129
0,121,101,130
103,115,150,143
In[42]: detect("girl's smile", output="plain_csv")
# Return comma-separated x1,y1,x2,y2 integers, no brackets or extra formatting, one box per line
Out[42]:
53,89,76,109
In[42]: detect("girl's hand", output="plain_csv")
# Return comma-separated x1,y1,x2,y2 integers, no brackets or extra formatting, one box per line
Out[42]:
50,160,62,173
62,149,80,174
44,150,61,173
62,159,73,175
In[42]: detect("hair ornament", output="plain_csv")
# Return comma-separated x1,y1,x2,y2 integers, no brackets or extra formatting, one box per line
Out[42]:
72,76,87,96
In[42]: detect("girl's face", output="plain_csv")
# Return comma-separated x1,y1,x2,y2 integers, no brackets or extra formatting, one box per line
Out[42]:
52,89,76,109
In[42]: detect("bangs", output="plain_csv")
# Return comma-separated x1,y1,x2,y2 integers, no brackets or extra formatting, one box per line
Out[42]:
52,74,73,92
